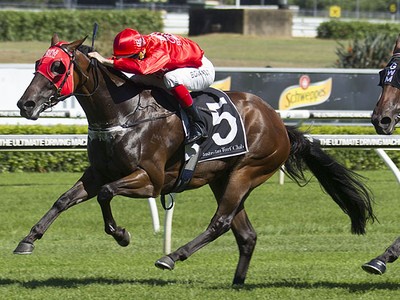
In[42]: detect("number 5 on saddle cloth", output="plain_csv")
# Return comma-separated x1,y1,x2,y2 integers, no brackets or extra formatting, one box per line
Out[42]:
172,87,248,194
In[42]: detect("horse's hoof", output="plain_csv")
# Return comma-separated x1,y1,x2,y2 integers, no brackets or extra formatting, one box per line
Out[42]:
155,256,175,270
362,259,387,275
116,230,131,247
13,242,34,255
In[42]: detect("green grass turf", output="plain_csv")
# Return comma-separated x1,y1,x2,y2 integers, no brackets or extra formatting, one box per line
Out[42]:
1,170,399,299
0,34,338,68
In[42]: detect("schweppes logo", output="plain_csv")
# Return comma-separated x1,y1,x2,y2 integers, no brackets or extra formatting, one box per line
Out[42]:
279,75,332,110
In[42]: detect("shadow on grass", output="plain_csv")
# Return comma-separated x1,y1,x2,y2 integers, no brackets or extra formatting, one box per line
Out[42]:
212,280,400,292
1,277,400,292
0,277,179,289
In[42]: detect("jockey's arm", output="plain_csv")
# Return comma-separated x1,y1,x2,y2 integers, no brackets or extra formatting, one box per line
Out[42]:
89,50,169,75
113,49,169,75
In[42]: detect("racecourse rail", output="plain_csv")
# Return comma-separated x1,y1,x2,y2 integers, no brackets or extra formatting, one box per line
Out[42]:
2,110,400,254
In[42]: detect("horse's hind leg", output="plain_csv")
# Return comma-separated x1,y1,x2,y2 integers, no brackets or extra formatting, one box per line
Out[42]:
230,208,257,285
14,167,101,254
362,236,400,275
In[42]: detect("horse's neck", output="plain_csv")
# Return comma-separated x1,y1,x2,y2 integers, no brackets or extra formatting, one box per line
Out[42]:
77,82,174,130
75,69,139,128
74,62,177,129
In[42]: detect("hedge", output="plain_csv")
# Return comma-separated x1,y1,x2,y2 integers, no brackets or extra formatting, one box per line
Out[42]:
1,124,399,172
317,20,400,40
0,9,163,42
0,125,89,173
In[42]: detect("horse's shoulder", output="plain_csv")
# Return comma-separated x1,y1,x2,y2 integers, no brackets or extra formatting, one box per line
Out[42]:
134,88,179,115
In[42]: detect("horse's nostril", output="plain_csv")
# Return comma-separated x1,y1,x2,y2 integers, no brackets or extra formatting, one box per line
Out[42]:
380,117,392,125
23,101,36,110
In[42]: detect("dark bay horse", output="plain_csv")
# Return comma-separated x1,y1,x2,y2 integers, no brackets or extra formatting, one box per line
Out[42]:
364,34,400,275
16,34,375,285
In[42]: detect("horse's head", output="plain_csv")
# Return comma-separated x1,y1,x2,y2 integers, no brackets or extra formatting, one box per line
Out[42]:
371,35,400,135
17,34,88,120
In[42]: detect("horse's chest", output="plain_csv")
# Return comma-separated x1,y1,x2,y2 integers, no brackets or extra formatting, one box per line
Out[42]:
87,128,138,171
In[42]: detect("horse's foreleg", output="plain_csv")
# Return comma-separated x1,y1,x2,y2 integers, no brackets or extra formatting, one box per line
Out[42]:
156,207,257,286
155,209,236,271
362,236,400,275
230,208,257,285
14,168,101,254
97,168,155,247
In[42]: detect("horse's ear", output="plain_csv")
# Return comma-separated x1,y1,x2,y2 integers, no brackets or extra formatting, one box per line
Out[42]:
65,36,88,52
51,33,59,46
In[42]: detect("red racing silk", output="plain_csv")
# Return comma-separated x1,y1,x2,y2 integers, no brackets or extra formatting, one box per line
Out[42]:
113,32,204,75
35,42,74,96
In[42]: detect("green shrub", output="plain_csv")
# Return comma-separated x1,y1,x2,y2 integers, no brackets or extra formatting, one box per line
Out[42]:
0,125,89,172
317,20,400,40
0,151,89,173
0,9,163,42
334,33,395,68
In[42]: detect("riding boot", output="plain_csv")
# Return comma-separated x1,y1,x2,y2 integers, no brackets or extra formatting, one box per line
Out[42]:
170,84,208,144
184,104,208,144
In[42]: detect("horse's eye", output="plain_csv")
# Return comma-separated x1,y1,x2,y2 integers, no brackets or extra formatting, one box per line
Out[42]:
50,61,66,75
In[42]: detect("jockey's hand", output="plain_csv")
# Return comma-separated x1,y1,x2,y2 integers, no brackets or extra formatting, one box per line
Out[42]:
88,51,104,62
88,52,113,67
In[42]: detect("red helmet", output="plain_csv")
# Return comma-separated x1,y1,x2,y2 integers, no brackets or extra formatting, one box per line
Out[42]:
113,28,146,57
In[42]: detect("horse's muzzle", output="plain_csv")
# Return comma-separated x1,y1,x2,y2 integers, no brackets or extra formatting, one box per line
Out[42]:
17,99,40,120
371,114,396,135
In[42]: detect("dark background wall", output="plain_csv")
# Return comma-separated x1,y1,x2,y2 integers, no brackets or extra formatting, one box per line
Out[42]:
189,8,293,37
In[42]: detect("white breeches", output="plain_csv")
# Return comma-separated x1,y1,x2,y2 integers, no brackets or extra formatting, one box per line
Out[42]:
163,56,215,90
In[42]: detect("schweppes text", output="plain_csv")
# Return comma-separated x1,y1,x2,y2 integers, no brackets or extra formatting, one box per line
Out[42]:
279,77,332,110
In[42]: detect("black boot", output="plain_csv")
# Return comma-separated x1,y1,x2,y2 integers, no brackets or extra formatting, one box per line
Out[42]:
184,105,208,144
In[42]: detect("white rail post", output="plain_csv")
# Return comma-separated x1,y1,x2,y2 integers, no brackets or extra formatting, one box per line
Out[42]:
375,149,400,184
163,194,175,255
147,197,160,233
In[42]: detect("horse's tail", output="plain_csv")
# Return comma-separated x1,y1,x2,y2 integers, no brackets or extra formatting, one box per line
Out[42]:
283,126,376,235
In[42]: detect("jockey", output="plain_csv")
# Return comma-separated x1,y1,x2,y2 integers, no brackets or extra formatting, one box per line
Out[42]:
88,28,215,144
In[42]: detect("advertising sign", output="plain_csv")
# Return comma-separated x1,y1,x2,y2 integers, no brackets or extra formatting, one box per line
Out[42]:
215,68,381,111
0,65,381,120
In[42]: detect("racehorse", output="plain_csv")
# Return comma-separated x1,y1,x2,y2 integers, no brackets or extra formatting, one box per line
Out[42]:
16,34,375,286
364,34,400,275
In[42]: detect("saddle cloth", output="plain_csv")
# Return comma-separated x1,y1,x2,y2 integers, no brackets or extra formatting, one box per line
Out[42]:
188,87,248,162
170,87,248,194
